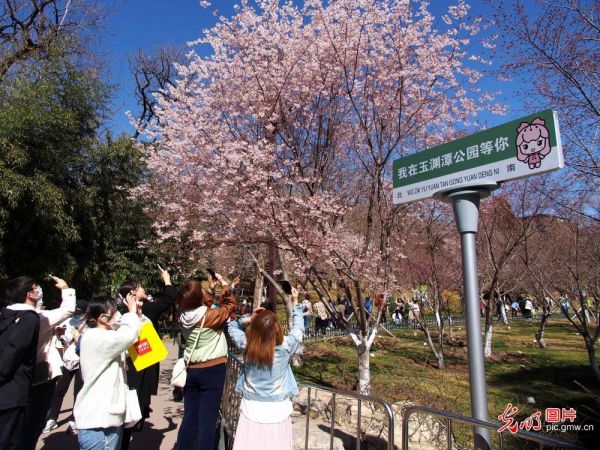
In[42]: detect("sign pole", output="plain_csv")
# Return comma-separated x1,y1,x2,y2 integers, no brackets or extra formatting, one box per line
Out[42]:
446,188,492,450
392,110,564,449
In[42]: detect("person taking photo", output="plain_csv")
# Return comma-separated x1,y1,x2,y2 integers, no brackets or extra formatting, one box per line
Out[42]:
175,271,237,450
227,286,304,450
74,293,141,450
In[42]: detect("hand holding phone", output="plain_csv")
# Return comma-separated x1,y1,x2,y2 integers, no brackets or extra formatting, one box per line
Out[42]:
251,307,265,322
48,275,68,290
124,292,138,315
158,264,171,285
280,280,292,295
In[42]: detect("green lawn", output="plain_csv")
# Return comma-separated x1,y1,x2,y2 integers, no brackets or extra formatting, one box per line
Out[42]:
295,319,599,446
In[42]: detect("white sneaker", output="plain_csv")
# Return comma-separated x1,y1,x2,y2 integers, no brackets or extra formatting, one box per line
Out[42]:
67,421,77,435
42,419,58,433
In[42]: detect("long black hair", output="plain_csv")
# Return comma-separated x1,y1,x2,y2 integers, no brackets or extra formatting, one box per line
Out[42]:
84,295,116,328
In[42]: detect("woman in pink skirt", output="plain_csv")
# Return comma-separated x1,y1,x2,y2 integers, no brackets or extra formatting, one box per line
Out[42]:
227,287,304,450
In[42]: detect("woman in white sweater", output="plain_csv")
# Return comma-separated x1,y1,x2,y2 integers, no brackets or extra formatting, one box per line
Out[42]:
74,293,141,450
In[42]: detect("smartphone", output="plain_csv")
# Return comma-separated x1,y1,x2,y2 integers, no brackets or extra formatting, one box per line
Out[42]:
280,280,292,295
207,268,216,278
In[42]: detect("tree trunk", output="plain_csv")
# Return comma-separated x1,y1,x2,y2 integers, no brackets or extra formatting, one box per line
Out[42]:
266,245,277,308
434,310,445,368
422,325,444,369
535,312,550,349
357,342,371,395
253,268,264,309
500,297,509,325
484,323,493,358
484,279,498,358
275,247,294,325
434,310,442,335
351,329,376,396
584,337,600,384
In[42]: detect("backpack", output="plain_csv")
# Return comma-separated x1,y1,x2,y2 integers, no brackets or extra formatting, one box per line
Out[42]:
0,308,38,372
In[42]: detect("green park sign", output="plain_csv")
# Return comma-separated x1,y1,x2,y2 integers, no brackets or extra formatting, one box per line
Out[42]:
392,110,563,204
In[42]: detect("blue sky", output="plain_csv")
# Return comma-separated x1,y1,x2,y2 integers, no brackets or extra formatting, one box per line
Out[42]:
102,0,524,136
101,0,235,135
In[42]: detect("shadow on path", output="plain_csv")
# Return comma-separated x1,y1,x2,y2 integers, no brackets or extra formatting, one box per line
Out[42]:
129,417,178,450
39,432,79,450
316,424,399,450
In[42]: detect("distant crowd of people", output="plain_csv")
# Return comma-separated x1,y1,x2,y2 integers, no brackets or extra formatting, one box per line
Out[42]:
275,291,427,332
484,293,596,322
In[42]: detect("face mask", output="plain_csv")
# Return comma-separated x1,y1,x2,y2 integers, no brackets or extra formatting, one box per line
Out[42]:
34,286,44,309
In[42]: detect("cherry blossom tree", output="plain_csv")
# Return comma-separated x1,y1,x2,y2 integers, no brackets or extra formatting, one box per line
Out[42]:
478,191,537,357
523,212,600,382
399,200,461,369
491,0,599,376
142,0,499,394
494,0,600,222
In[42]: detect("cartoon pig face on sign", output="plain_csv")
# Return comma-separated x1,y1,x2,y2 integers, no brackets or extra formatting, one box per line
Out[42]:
515,118,551,169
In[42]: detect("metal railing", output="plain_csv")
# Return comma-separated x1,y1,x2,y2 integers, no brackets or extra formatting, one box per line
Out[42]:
402,406,588,450
220,353,243,450
220,354,587,450
219,353,396,450
299,381,395,450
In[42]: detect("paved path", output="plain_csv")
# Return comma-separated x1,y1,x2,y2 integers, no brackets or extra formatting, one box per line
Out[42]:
35,342,379,450
37,340,183,450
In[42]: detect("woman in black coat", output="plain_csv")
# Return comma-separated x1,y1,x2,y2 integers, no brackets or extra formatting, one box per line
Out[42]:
119,266,176,450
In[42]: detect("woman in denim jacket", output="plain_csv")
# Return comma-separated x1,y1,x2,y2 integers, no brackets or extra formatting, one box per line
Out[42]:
227,287,304,450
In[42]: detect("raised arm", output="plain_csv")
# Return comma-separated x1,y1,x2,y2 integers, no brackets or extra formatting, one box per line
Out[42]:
40,277,76,327
102,312,141,360
227,318,247,351
203,280,238,330
143,268,177,322
284,288,304,353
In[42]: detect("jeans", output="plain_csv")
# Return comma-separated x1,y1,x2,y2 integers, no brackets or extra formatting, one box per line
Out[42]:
303,316,312,332
78,427,123,450
176,363,226,450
